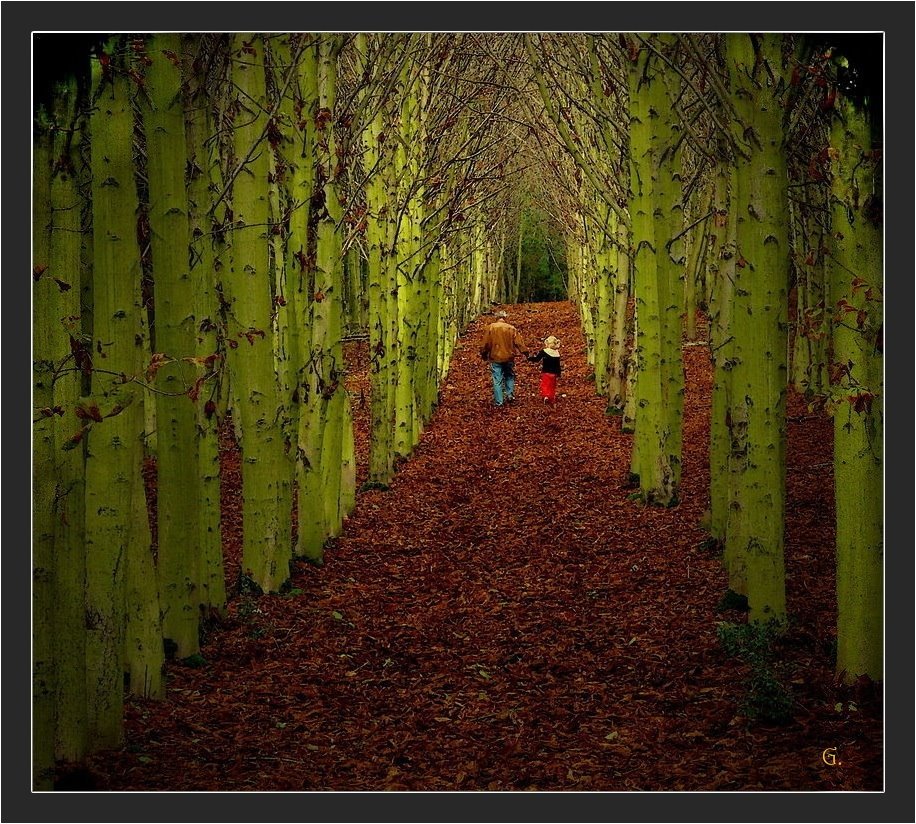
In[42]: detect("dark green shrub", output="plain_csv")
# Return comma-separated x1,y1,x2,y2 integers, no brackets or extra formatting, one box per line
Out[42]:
716,619,793,725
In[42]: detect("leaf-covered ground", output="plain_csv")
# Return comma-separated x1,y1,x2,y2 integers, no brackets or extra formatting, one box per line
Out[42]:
84,300,882,792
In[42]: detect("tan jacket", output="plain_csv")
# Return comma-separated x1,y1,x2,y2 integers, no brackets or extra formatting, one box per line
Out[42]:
480,319,526,363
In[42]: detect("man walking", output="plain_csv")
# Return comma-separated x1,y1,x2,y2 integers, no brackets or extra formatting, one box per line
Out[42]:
480,310,528,407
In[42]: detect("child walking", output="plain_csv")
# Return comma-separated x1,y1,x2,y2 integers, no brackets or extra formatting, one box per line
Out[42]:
528,335,562,403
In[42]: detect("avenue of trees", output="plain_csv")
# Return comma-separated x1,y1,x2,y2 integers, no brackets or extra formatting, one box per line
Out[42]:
32,32,883,788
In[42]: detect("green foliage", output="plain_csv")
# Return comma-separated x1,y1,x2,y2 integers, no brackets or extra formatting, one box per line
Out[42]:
238,572,264,596
236,597,258,622
717,620,779,658
236,596,273,640
359,480,390,493
716,620,793,724
510,207,568,302
744,667,794,724
281,587,304,597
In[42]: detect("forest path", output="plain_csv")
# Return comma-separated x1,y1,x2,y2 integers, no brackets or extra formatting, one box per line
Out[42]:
89,300,880,792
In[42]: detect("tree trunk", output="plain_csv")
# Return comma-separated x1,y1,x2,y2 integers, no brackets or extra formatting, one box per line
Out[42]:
421,208,444,421
84,37,146,747
656,32,685,494
361,35,395,487
627,35,678,506
591,201,614,396
577,216,597,367
142,32,199,661
124,464,163,697
183,34,226,618
683,188,712,343
32,98,57,791
724,34,789,623
392,60,419,458
708,160,737,544
48,77,90,765
270,35,324,559
225,34,292,591
410,57,434,432
512,209,524,304
829,95,883,683
316,35,352,539
789,184,829,394
607,219,630,412
621,304,639,436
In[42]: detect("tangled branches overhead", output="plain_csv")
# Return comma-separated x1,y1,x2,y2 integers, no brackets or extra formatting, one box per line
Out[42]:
35,31,880,261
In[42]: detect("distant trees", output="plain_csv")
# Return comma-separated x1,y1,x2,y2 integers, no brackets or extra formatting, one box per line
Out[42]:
510,206,567,303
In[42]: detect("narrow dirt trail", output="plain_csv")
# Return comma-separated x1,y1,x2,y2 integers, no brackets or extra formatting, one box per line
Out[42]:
86,300,881,792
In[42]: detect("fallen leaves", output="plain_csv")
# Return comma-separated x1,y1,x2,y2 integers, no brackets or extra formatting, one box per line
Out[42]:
84,301,881,793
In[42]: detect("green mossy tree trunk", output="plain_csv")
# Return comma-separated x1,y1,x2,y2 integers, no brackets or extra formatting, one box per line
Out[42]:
142,33,199,661
627,35,679,506
414,54,439,429
723,34,789,623
123,459,162,697
297,34,353,559
315,34,353,541
405,56,433,438
419,205,444,424
183,35,226,618
608,219,630,413
225,34,292,591
437,238,457,383
392,56,423,458
360,35,396,488
513,209,524,304
654,34,685,493
708,159,737,544
829,94,883,683
590,199,614,397
32,98,58,792
789,184,829,394
576,214,597,367
271,35,324,561
621,304,639,435
48,77,90,766
84,38,147,747
683,187,712,343
269,37,318,540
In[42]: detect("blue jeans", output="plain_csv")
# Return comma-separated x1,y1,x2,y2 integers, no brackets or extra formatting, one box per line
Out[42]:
489,360,516,406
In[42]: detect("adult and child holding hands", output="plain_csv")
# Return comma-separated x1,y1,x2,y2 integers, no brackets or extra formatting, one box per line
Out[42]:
479,310,562,408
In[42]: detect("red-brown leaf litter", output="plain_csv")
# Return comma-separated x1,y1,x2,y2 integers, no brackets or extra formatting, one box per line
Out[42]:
85,300,882,792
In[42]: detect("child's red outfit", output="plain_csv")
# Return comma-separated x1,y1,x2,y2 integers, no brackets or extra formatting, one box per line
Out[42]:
528,336,562,403
539,371,558,402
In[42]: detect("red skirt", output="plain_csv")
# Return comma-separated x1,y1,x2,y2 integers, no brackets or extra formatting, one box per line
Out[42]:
540,373,557,401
